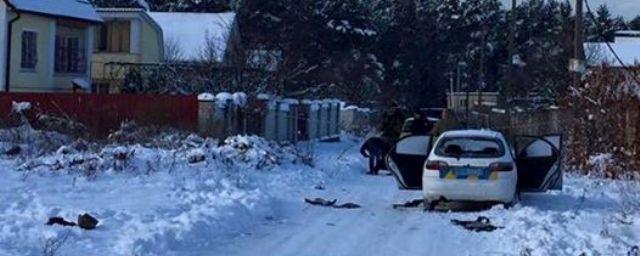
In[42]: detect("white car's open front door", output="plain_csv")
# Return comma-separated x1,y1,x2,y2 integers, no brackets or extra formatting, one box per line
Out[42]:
514,135,563,192
386,135,433,190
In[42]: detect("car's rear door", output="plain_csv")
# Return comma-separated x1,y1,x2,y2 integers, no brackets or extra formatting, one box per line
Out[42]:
386,135,433,190
514,135,563,192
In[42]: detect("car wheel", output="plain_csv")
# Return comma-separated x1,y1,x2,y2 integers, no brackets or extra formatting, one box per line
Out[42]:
505,191,520,209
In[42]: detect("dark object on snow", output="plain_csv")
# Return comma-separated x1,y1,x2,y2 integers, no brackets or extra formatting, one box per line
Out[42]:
334,202,361,209
305,198,337,207
188,153,206,164
451,216,503,232
360,137,391,175
77,214,99,230
305,198,361,209
46,217,76,227
392,199,424,209
4,145,21,156
629,245,639,256
314,184,325,190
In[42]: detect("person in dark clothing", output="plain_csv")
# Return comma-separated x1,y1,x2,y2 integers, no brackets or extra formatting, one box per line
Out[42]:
360,136,391,175
380,103,406,141
409,112,431,136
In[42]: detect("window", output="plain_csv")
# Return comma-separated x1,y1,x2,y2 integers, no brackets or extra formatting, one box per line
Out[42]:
21,31,38,69
94,21,130,53
55,36,86,74
435,137,505,158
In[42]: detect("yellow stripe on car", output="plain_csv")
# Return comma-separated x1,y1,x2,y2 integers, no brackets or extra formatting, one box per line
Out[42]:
446,171,456,180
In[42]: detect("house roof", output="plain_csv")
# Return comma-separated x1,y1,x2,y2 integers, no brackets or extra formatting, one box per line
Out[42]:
148,12,235,62
7,0,103,23
585,42,640,67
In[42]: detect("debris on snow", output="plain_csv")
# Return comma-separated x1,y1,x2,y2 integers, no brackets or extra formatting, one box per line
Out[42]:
392,199,423,209
305,198,337,207
187,148,206,164
46,217,76,227
77,214,99,230
305,198,361,209
334,202,361,209
450,216,503,232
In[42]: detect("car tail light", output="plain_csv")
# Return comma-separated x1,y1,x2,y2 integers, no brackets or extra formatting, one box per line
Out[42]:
425,160,448,171
490,162,513,172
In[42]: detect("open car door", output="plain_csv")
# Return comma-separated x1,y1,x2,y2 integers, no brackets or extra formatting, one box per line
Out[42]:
515,135,563,192
386,135,433,190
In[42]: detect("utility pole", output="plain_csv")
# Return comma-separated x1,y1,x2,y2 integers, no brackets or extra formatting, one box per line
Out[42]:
456,63,462,92
506,0,517,108
478,24,487,110
572,0,585,88
447,72,454,109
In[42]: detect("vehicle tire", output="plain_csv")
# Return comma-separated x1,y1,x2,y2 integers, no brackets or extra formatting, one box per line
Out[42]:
505,191,520,209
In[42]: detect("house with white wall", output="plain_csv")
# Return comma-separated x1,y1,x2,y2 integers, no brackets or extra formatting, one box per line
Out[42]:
0,0,102,93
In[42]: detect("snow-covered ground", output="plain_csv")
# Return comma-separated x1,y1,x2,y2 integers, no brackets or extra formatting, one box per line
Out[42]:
0,127,638,256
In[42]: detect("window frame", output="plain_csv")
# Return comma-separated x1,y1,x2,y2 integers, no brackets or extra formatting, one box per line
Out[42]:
20,29,39,71
94,20,131,53
55,35,86,75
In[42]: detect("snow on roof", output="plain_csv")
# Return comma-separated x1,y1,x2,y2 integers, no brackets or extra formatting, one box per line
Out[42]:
148,12,235,62
585,42,640,67
8,0,103,23
615,30,640,36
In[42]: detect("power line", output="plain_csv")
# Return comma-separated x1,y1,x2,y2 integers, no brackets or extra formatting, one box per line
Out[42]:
583,0,640,86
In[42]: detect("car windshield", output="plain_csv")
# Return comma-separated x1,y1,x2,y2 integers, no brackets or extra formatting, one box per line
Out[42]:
435,136,505,158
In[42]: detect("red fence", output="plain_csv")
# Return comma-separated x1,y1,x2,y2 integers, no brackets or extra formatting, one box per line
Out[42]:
0,93,198,136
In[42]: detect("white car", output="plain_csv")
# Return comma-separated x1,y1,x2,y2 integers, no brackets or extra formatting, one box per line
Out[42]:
386,129,562,208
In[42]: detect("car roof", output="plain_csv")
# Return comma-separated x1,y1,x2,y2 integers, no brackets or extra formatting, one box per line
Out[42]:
440,129,504,139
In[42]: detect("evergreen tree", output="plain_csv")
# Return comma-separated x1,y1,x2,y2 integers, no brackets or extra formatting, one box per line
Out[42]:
630,16,640,30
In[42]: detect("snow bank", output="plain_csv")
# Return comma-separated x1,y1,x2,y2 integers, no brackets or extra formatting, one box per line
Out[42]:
197,93,215,101
11,101,31,113
232,92,248,107
0,131,335,255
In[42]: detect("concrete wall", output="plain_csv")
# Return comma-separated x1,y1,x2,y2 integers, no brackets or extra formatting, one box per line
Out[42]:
198,97,341,142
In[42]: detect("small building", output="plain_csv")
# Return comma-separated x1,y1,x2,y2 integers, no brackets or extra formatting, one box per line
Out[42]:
447,92,499,110
0,0,102,93
91,8,164,93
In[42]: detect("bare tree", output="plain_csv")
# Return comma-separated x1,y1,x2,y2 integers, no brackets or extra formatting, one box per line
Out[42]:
164,37,184,63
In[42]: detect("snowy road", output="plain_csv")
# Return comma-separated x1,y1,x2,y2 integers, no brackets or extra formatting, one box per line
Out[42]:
0,132,637,256
209,142,639,256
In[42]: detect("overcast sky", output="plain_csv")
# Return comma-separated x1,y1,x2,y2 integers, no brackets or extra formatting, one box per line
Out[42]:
501,0,639,19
